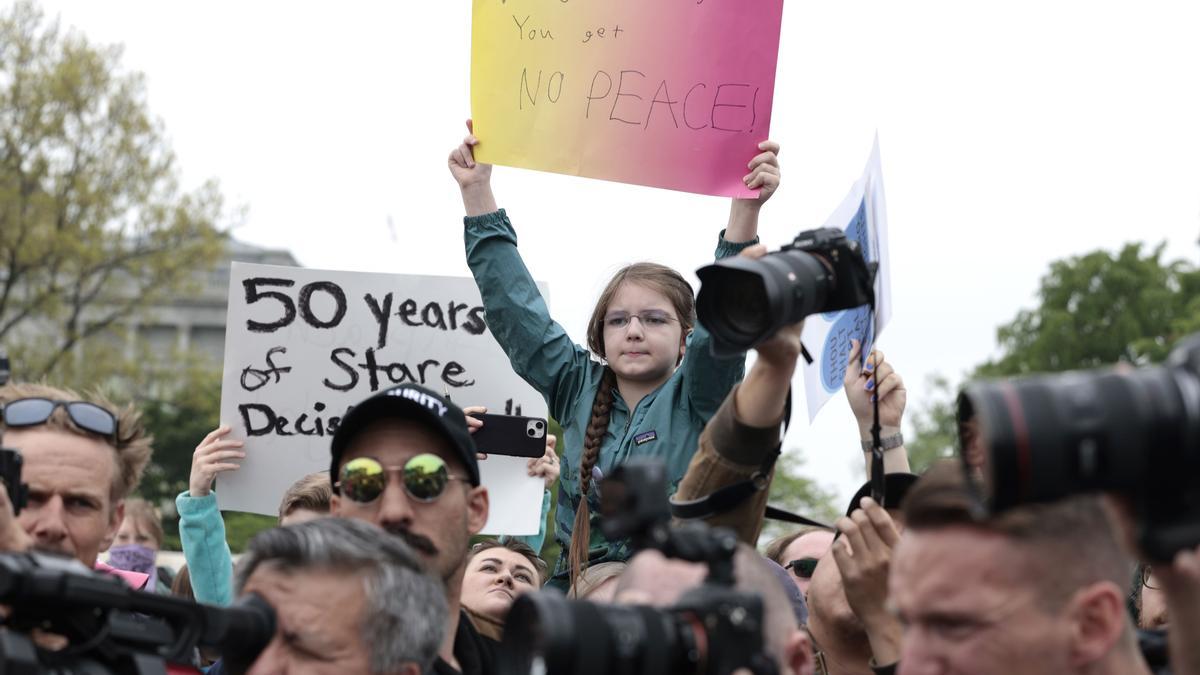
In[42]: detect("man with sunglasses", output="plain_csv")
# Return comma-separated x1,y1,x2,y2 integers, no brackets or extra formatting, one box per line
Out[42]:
766,526,835,597
329,383,491,675
0,383,153,580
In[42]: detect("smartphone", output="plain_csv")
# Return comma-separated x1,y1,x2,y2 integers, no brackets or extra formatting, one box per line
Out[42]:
470,413,547,458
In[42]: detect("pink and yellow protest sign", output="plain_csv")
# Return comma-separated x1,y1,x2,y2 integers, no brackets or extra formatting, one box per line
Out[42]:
470,0,785,198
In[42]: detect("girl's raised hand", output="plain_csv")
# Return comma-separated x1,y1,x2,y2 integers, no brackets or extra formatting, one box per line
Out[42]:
448,119,493,190
741,140,781,205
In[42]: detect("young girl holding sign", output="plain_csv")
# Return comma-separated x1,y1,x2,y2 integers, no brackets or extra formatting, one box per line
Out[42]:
448,121,780,590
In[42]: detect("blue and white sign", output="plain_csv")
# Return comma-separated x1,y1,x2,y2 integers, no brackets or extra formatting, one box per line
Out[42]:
802,137,892,421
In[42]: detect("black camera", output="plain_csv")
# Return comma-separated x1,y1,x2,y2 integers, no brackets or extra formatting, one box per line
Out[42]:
696,227,876,355
0,349,28,515
0,551,275,674
497,460,777,675
958,332,1200,561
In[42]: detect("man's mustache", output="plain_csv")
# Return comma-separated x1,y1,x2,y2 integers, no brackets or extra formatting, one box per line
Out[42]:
385,526,438,556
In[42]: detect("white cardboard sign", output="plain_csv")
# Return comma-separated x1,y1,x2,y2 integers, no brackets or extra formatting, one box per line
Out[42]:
801,137,893,421
217,262,547,535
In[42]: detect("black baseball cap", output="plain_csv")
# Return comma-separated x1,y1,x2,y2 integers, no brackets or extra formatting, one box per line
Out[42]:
330,384,480,488
844,472,919,517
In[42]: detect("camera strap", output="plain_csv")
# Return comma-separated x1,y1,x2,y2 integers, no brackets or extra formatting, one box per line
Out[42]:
866,297,887,505
670,390,832,530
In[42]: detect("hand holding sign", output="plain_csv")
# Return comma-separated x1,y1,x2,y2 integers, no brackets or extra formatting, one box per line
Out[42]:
843,340,906,439
740,140,782,205
189,426,246,498
448,120,499,217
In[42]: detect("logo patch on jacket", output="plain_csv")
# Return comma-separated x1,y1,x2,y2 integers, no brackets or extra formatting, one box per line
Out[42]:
634,430,657,446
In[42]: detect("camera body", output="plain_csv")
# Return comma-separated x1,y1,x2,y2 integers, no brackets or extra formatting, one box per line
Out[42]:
696,227,876,355
782,227,877,314
0,551,275,674
498,460,777,675
960,332,1200,560
0,449,27,516
0,350,28,516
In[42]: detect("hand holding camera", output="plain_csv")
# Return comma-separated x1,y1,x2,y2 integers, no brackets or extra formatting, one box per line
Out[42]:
0,479,31,553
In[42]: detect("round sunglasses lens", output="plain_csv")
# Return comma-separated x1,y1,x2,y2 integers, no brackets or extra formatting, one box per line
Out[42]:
341,458,387,503
798,558,819,578
404,454,449,501
3,399,55,427
67,402,116,436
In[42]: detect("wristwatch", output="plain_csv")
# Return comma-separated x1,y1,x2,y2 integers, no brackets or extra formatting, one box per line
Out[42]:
861,433,904,452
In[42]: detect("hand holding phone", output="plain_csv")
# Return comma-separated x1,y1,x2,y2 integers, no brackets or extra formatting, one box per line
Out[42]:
467,412,548,458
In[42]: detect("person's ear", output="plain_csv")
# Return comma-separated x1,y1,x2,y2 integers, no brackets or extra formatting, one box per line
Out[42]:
102,499,125,552
1066,581,1127,669
330,493,343,516
784,628,816,675
467,486,489,536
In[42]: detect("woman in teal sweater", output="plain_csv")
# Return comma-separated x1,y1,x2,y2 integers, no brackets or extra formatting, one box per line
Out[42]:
448,121,781,590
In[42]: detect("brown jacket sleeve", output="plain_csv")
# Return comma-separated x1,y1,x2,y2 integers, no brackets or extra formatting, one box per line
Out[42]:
673,383,783,545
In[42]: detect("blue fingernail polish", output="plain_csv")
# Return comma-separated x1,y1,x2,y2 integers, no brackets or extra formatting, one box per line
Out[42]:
865,379,875,391
871,394,878,402
864,361,875,372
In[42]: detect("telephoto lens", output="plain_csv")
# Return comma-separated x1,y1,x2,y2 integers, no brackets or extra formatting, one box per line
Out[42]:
696,227,875,355
498,592,690,675
958,332,1200,560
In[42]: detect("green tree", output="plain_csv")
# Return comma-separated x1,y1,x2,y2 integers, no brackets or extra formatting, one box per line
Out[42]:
905,240,1200,475
977,242,1200,377
0,1,227,382
905,374,959,474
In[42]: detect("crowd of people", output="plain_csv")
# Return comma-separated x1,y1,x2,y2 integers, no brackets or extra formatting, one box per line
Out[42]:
0,124,1197,675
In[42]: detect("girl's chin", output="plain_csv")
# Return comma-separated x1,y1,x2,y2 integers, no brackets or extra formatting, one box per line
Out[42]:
612,364,672,381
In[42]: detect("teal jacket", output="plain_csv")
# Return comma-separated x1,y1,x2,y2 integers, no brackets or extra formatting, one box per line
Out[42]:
464,209,751,586
175,490,234,607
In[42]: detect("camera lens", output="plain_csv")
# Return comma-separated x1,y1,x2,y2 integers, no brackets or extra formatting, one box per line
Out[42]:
958,336,1200,517
696,247,831,353
499,593,685,675
536,421,545,429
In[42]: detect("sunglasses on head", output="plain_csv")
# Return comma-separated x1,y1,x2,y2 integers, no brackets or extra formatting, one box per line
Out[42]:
2,398,118,441
784,557,819,579
336,454,470,504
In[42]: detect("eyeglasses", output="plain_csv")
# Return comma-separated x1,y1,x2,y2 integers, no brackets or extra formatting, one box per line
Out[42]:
2,398,118,441
784,557,819,579
336,454,470,504
603,310,679,330
1142,566,1161,591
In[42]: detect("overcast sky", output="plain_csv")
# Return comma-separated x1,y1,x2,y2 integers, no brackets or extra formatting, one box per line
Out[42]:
26,0,1200,503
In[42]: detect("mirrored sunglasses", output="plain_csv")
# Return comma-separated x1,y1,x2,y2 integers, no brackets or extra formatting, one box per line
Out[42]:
784,557,819,579
336,454,470,504
2,398,118,441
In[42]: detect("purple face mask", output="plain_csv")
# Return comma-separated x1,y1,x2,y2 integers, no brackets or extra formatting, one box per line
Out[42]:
107,544,158,591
